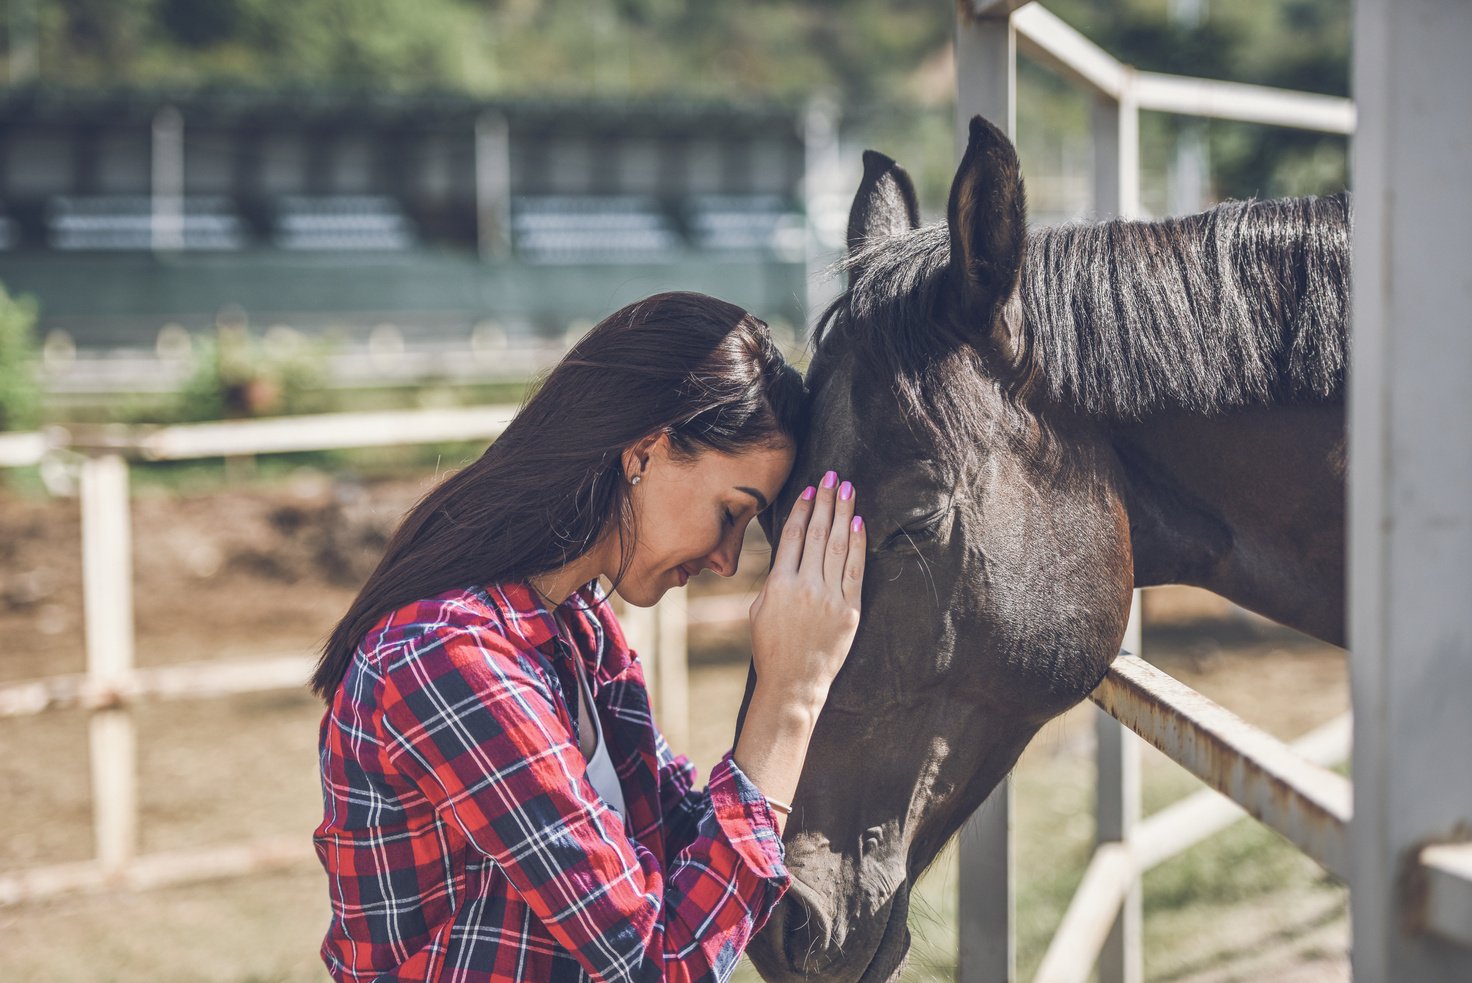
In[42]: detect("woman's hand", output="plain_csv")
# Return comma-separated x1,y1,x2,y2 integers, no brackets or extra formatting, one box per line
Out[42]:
748,470,866,711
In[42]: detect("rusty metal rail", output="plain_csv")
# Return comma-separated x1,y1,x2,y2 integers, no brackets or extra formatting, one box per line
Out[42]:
1091,656,1352,879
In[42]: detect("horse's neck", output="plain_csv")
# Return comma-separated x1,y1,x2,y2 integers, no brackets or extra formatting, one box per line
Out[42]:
1110,402,1347,646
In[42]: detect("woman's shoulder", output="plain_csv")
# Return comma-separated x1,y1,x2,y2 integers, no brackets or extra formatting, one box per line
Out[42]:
358,584,544,666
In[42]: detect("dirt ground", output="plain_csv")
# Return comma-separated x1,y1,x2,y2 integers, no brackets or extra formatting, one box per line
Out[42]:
0,473,1349,981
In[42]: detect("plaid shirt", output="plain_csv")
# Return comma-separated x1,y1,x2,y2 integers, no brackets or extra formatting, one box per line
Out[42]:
314,581,789,982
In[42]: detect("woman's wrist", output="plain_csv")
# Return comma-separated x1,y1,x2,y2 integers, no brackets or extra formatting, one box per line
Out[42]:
732,680,827,825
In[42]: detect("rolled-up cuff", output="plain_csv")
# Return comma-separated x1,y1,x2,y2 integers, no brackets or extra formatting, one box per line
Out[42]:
708,752,789,884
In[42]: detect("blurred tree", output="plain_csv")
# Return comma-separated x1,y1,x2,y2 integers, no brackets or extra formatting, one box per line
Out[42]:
1,0,1349,205
0,281,41,432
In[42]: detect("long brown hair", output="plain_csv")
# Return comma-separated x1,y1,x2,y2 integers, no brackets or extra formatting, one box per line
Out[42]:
311,291,805,700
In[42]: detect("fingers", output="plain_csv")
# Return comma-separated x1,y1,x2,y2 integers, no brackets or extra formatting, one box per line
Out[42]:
772,484,815,574
842,514,866,605
799,471,839,580
823,479,856,587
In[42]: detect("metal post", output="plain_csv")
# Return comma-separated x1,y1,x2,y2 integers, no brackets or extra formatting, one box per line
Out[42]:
1097,596,1143,983
474,113,511,260
955,6,1016,154
1092,89,1140,221
1167,0,1209,215
1092,77,1144,982
956,6,1018,980
151,106,185,253
802,94,842,338
80,453,138,876
1349,0,1472,977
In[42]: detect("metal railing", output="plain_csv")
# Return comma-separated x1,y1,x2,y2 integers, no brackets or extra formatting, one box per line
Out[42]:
955,3,1472,980
0,408,711,906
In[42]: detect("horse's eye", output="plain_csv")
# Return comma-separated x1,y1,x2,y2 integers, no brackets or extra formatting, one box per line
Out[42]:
883,510,947,551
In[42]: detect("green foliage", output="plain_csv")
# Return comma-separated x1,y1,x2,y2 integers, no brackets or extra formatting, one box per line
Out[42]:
176,323,333,422
17,0,1352,211
0,281,42,432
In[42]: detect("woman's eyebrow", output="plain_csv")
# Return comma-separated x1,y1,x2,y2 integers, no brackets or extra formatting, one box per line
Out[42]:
735,486,770,511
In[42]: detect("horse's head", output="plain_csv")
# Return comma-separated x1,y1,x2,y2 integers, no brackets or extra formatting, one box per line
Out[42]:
746,117,1134,982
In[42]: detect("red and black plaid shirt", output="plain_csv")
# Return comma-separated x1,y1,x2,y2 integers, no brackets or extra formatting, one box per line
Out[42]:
314,581,789,982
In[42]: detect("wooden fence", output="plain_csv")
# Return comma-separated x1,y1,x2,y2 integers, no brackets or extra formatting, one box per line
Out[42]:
0,407,714,906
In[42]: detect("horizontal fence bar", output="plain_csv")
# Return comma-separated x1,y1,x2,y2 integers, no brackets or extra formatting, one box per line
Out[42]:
1014,4,1128,99
1091,657,1352,879
1133,72,1355,133
131,405,521,460
1033,711,1351,982
1417,843,1472,947
1131,712,1350,871
0,834,308,906
1014,4,1354,134
0,655,315,716
0,596,745,719
0,431,47,468
41,348,568,396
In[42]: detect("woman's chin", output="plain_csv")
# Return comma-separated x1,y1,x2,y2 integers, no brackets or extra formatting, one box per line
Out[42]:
612,579,667,608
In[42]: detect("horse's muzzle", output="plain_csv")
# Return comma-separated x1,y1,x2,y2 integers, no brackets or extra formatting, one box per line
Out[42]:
747,879,911,983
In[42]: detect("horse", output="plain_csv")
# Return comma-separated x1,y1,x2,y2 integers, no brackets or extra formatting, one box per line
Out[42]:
741,115,1350,982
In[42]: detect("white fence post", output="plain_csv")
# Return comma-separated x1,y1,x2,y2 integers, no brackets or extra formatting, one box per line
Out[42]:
1349,0,1472,976
80,452,138,876
474,112,511,260
1091,74,1144,983
1096,597,1143,983
151,106,184,253
956,4,1019,980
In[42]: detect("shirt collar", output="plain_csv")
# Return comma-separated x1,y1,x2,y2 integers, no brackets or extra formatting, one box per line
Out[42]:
488,579,607,658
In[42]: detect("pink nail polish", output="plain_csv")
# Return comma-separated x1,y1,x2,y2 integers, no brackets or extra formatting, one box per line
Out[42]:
801,486,816,501
822,470,837,489
838,480,853,500
851,516,863,533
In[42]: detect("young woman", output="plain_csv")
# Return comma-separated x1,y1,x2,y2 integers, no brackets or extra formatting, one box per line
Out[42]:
310,292,866,981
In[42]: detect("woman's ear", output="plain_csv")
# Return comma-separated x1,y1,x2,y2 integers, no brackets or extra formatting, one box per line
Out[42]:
622,431,668,480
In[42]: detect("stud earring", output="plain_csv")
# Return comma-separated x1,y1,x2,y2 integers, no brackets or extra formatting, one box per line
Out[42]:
630,474,642,486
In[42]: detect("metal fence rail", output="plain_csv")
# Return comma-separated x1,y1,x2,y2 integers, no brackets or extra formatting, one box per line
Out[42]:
0,408,714,906
957,2,1472,980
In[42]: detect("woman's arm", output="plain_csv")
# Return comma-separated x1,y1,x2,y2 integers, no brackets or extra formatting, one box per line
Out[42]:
737,471,866,831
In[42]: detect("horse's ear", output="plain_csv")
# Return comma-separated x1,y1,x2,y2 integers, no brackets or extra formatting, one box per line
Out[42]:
946,115,1027,355
848,150,921,257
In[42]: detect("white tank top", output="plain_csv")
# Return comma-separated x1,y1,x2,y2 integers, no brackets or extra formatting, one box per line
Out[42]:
572,652,627,818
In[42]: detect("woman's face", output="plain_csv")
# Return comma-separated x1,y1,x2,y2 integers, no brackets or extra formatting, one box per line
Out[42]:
611,435,795,606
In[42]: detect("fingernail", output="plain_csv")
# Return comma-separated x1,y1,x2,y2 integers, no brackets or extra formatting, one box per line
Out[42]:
801,486,816,501
851,515,864,533
822,470,837,489
838,480,853,501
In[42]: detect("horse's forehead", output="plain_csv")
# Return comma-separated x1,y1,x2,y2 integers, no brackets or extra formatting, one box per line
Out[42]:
808,369,866,468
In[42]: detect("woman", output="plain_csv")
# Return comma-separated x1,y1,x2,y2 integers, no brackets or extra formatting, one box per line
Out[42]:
310,292,865,981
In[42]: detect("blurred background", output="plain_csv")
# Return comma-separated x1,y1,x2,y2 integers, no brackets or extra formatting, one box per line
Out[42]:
0,1,1351,980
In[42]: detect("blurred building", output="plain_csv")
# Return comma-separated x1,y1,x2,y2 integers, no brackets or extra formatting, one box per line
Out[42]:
0,88,810,359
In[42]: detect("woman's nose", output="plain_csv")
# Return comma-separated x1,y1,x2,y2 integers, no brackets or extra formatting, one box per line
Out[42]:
707,540,740,578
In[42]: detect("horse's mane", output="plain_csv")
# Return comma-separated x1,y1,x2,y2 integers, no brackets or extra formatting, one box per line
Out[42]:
812,193,1351,427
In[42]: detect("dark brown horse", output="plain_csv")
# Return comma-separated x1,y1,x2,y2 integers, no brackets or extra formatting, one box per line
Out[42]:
743,115,1349,982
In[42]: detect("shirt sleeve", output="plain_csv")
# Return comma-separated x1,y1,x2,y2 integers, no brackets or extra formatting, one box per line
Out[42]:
377,624,789,983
